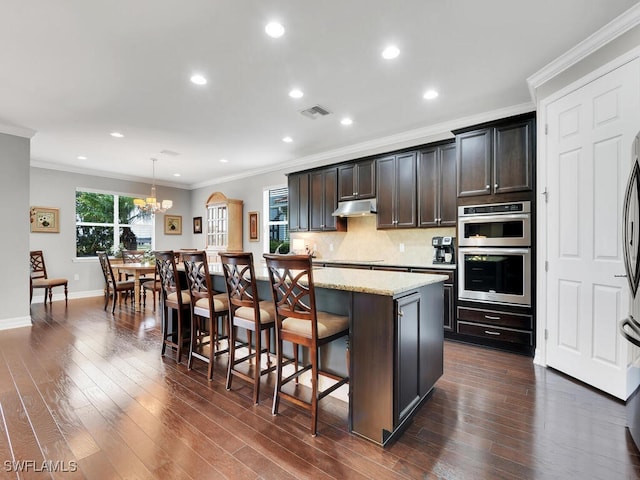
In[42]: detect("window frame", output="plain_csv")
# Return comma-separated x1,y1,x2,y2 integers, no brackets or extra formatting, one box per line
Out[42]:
263,184,289,254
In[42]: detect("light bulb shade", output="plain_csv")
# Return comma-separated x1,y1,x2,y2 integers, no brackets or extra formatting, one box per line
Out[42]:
161,200,173,209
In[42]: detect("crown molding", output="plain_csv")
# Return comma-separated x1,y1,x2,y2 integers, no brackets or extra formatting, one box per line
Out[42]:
30,160,187,189
190,101,534,190
0,123,36,139
527,2,640,102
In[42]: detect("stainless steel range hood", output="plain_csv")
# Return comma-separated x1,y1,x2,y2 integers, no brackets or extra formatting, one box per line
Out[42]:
332,199,377,217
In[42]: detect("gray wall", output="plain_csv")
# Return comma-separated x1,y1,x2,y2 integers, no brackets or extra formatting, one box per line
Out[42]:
30,167,191,298
0,132,31,329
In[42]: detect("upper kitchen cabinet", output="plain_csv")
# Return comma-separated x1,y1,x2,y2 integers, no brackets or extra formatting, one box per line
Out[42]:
377,152,417,229
205,191,243,260
310,167,346,232
417,141,457,227
338,159,376,201
288,172,309,232
455,113,535,203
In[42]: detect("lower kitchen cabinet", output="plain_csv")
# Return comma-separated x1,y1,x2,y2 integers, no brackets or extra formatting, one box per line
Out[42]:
411,268,455,332
455,302,533,355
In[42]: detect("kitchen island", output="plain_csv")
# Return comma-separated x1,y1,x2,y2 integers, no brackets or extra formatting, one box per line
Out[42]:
207,264,446,446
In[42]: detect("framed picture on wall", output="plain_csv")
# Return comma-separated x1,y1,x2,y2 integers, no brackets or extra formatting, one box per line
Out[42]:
193,216,202,234
30,206,60,233
248,211,259,242
164,215,182,235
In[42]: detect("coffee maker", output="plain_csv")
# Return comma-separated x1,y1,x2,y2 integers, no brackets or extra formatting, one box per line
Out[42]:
432,236,456,264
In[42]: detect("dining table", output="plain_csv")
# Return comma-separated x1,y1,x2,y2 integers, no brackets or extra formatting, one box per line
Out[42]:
111,263,156,308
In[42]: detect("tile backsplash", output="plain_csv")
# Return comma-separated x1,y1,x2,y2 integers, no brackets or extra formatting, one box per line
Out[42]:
291,216,455,265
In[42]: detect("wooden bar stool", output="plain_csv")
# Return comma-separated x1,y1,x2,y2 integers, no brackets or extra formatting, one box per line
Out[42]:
220,252,277,404
263,253,350,436
155,251,191,363
182,251,229,380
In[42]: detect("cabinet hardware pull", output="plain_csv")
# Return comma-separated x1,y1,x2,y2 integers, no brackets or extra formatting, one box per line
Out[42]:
484,315,501,320
484,330,501,336
615,274,628,278
485,184,490,189
494,183,498,188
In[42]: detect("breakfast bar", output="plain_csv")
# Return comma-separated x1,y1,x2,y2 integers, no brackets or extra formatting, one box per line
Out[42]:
207,264,446,445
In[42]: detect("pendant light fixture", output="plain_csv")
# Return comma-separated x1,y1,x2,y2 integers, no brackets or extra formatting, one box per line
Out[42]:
134,158,173,214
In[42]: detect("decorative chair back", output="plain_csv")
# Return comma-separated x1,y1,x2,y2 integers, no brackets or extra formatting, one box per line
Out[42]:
122,250,145,263
219,252,259,314
29,250,48,280
154,251,183,305
96,251,116,287
181,251,215,308
263,254,318,340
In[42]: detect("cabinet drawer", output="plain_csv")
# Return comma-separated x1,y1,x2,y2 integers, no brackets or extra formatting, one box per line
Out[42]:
411,268,454,285
457,321,532,346
457,306,532,330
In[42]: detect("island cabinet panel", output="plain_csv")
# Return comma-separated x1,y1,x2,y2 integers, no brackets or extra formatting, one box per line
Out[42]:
288,172,309,232
338,159,376,201
351,282,443,445
376,152,417,229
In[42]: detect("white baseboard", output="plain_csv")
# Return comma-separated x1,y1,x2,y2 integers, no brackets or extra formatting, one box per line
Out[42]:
31,290,104,304
0,315,32,331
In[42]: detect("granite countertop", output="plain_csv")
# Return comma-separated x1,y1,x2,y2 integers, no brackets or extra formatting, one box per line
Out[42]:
314,258,457,270
207,263,447,296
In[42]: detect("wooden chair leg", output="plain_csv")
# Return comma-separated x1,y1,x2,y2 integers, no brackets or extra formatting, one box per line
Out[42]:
226,324,236,391
272,336,283,416
64,284,68,306
207,316,215,381
310,345,319,437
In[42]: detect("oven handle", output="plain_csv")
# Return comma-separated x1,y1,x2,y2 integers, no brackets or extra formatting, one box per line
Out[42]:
458,213,531,223
459,247,531,256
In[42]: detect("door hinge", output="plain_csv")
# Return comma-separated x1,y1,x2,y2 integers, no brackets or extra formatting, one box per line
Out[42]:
541,187,549,203
545,261,549,272
545,123,548,135
544,329,549,340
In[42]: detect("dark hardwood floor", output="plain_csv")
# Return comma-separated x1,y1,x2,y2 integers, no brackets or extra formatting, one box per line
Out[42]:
1,297,639,479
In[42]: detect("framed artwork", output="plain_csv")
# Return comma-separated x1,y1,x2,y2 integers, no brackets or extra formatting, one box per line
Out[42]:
248,211,259,242
193,216,202,234
164,215,182,235
30,206,60,233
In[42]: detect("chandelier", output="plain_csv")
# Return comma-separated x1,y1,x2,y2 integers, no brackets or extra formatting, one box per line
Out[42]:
134,158,173,214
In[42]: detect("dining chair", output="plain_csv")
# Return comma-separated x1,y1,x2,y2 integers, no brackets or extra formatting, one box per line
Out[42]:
182,251,229,380
29,250,68,306
96,251,135,313
155,251,192,363
263,254,350,436
219,252,277,404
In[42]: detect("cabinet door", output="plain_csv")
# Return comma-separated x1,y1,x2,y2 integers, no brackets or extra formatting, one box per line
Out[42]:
355,159,376,199
417,147,439,227
309,171,325,231
439,142,457,226
395,152,417,228
322,167,339,230
337,164,356,201
376,155,396,228
493,118,534,194
457,129,492,197
288,173,309,232
396,293,421,423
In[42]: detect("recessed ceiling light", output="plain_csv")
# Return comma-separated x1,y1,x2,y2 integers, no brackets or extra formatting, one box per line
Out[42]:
190,74,207,85
289,89,304,99
220,158,228,163
265,22,285,38
77,155,87,160
173,173,181,177
382,46,400,60
282,136,293,143
340,117,353,126
423,89,439,100
110,132,124,138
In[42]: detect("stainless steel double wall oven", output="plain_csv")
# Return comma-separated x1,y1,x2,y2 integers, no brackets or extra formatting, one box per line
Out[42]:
457,201,531,306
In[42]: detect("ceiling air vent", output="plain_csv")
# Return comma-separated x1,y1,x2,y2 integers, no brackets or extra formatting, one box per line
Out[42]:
160,149,180,156
300,105,332,120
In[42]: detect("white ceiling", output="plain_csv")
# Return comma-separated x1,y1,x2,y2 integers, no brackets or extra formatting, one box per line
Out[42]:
1,0,638,189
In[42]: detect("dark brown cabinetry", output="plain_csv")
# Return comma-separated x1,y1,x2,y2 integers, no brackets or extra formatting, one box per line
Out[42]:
338,159,376,201
456,114,534,202
396,292,421,422
417,141,457,227
310,167,346,232
376,152,417,229
411,268,455,332
288,172,309,232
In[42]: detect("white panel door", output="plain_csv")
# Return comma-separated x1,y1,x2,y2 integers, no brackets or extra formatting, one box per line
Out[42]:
545,59,640,399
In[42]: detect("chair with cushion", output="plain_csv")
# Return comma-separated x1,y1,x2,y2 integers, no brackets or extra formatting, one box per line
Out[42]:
142,270,161,312
263,253,350,436
30,250,68,306
220,252,277,404
182,251,229,380
155,251,191,363
96,251,135,314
